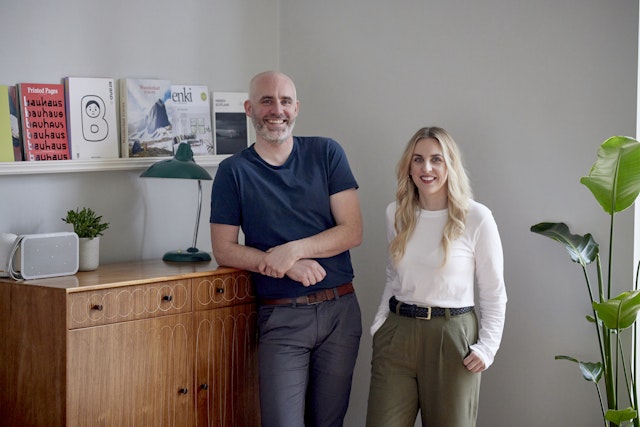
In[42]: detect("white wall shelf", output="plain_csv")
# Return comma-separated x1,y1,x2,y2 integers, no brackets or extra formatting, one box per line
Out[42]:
0,155,227,176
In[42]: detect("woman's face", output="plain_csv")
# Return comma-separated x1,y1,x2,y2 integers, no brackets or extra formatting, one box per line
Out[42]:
409,137,448,210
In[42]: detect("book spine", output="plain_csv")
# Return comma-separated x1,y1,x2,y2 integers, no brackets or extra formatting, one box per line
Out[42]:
118,79,129,158
0,85,14,162
8,86,23,161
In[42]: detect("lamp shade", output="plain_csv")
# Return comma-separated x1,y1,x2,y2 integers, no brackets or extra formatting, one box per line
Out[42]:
140,142,212,262
140,143,212,180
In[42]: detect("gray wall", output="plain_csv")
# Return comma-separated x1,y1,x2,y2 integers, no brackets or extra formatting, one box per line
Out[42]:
278,1,638,426
1,1,637,426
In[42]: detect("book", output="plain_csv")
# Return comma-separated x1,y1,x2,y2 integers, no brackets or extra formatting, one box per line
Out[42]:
17,83,70,161
0,85,23,162
8,86,23,161
119,78,173,158
212,92,251,155
0,85,15,162
166,85,214,156
64,77,119,160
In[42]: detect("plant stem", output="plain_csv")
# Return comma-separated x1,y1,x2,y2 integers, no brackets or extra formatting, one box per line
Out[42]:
595,381,607,427
634,261,640,427
617,331,634,412
607,212,614,300
598,256,617,415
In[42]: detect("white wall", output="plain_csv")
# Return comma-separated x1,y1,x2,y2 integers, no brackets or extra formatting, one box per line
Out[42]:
279,1,638,426
0,0,279,261
1,1,638,426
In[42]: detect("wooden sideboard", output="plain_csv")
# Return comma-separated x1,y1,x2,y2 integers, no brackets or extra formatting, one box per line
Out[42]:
0,259,260,427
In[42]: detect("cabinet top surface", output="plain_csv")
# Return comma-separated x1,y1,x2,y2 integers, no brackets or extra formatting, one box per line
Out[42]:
0,259,243,292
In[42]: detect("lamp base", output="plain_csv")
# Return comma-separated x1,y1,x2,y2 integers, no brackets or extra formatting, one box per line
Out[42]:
162,248,212,262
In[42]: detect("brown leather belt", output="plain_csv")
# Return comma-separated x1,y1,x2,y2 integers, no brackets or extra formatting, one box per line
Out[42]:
260,283,354,306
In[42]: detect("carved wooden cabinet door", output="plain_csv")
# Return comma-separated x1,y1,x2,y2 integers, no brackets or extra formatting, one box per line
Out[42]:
193,272,260,426
67,280,194,426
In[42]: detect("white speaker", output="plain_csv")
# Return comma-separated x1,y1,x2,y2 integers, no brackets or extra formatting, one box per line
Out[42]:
8,232,79,280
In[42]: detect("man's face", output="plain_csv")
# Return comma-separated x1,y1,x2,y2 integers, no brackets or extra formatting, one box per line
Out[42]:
245,74,299,144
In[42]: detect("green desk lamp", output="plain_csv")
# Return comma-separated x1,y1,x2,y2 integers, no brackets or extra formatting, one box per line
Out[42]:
140,142,213,262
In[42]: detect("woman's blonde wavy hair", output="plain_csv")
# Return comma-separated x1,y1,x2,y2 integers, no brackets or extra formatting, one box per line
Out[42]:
389,127,472,266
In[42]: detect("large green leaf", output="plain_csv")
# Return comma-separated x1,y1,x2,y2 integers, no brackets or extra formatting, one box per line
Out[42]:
605,407,638,424
593,290,640,331
555,355,603,382
530,222,599,266
580,136,640,214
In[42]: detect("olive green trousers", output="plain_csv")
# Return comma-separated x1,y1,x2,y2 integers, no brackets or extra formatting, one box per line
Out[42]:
366,310,480,427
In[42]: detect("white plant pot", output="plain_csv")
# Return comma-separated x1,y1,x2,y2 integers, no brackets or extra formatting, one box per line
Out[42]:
78,236,100,271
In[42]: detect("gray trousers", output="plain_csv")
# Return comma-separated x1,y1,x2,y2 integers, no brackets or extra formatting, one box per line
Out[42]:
257,292,362,427
366,310,480,427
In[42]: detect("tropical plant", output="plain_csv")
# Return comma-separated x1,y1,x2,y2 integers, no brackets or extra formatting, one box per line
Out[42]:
61,207,110,239
531,135,640,427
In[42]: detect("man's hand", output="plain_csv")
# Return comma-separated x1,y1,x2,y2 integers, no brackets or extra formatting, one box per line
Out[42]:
285,259,326,286
258,242,299,278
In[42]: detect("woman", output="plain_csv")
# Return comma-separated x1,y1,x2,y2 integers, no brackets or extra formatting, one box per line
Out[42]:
366,127,507,427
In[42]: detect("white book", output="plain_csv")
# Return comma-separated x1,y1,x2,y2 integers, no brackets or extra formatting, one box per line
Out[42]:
213,92,252,155
166,85,214,156
64,77,119,160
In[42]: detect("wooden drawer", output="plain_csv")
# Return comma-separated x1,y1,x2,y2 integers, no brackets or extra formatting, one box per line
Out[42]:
67,279,191,329
193,271,255,310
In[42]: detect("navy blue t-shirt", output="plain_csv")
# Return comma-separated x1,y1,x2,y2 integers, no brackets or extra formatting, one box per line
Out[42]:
209,136,359,299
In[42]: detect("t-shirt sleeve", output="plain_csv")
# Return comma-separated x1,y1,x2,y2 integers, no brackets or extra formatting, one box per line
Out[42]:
327,139,359,195
209,160,241,226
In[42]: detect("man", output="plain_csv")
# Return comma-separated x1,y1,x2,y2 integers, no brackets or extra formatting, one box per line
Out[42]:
209,71,363,427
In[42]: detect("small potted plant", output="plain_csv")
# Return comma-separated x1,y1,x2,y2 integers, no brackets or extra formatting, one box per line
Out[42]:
62,207,109,271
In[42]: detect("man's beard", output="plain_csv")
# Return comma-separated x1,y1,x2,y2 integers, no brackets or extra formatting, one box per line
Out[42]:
251,115,296,144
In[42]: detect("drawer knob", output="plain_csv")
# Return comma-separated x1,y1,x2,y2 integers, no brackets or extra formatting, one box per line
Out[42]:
216,287,224,294
200,383,209,390
92,304,103,311
162,295,173,302
179,388,188,394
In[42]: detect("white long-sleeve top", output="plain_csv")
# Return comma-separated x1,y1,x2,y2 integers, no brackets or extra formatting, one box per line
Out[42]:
371,200,507,368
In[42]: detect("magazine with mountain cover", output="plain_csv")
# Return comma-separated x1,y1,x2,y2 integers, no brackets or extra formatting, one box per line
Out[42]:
119,78,172,158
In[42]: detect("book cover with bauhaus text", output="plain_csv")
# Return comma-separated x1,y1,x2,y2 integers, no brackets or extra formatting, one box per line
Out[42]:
17,82,70,161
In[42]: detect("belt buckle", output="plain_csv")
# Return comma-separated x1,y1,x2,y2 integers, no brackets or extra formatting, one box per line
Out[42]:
415,307,432,320
305,293,324,305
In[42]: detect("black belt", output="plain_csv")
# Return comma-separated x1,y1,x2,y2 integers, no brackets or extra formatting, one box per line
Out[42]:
261,283,354,306
389,296,473,320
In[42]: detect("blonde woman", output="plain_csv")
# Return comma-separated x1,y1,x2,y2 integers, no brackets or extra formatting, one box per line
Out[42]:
366,127,507,427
